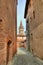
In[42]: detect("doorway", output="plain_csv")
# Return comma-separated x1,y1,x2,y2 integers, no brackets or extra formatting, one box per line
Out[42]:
7,40,12,64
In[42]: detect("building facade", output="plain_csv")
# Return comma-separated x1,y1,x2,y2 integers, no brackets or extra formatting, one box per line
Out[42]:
19,21,24,35
0,0,17,65
24,0,43,59
17,21,26,48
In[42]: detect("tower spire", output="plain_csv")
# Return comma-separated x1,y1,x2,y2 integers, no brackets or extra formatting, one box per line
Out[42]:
19,20,24,35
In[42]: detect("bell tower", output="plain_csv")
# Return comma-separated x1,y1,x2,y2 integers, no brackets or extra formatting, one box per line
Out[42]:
19,21,24,35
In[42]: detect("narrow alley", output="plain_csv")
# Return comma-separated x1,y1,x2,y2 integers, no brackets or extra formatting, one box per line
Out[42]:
0,0,43,65
8,47,43,65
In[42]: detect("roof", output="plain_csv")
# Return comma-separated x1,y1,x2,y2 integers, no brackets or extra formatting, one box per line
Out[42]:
19,21,24,29
24,0,30,18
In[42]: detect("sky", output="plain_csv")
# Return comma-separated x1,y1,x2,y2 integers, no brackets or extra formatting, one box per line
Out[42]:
17,0,26,34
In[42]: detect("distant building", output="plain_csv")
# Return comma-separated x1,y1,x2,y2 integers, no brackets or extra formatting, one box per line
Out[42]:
19,21,24,35
17,21,26,48
24,0,43,59
0,0,17,65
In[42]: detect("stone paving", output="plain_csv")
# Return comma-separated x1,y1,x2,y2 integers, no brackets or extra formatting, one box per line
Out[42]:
8,47,43,65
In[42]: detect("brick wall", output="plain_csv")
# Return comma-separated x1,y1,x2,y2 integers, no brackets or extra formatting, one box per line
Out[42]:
0,0,17,65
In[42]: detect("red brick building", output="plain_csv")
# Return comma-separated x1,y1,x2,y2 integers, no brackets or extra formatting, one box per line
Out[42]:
0,0,17,65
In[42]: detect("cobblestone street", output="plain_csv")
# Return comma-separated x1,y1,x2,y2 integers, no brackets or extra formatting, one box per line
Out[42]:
8,47,43,65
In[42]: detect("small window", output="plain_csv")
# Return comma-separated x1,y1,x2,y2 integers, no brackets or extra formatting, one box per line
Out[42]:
33,11,35,18
31,33,33,40
31,33,33,36
0,19,2,22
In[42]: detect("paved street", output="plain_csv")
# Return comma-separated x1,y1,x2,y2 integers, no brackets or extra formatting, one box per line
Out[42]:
8,47,43,65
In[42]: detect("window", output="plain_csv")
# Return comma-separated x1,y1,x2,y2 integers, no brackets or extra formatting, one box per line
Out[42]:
33,11,35,18
0,19,2,22
31,33,33,40
31,33,33,36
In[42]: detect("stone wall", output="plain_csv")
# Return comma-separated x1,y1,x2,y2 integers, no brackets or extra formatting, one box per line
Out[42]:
25,0,43,58
30,0,43,58
30,22,43,58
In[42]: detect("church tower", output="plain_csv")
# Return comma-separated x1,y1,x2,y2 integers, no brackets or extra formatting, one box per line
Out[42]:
19,21,24,35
